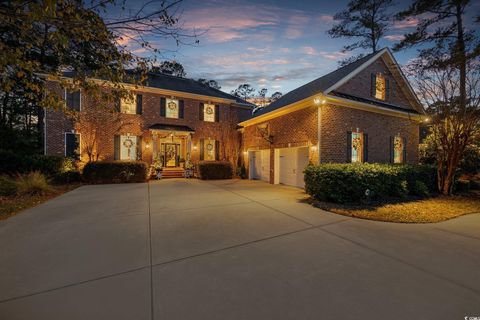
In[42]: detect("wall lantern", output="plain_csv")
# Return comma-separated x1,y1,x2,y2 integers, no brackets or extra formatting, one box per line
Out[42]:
311,145,317,152
193,144,197,151
314,97,326,105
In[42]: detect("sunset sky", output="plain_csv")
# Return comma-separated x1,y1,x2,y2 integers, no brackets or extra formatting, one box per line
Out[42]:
115,0,480,95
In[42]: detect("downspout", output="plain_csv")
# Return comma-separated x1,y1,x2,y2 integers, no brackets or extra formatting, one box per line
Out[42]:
317,105,322,164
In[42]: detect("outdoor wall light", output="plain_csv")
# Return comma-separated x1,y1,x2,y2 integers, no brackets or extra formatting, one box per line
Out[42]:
311,145,317,151
193,144,197,150
145,142,150,149
314,97,321,105
423,117,431,123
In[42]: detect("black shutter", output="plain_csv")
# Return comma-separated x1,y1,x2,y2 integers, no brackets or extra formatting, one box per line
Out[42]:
136,94,143,115
215,140,220,160
363,133,368,163
160,97,166,116
114,135,120,160
386,78,390,100
199,103,204,121
346,131,352,163
215,105,220,122
137,136,142,160
403,137,407,164
389,136,394,163
65,133,79,158
371,73,376,97
179,100,185,119
199,139,204,160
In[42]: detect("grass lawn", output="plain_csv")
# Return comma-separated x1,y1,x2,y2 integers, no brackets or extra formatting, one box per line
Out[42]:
310,193,480,223
0,184,81,221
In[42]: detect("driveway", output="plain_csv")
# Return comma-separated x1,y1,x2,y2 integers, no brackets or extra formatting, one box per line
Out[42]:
0,179,479,320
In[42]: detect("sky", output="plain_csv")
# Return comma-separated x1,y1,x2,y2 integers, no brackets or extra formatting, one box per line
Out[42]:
115,0,480,96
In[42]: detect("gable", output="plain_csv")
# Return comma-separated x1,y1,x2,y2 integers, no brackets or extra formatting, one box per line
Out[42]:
335,56,413,111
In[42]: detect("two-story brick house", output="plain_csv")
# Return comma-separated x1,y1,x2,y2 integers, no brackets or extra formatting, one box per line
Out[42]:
44,73,254,173
240,48,425,187
44,48,424,186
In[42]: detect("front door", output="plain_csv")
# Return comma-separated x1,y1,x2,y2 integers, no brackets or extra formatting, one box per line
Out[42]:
164,143,178,167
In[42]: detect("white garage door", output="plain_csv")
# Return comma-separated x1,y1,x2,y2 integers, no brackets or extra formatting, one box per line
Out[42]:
250,150,270,182
278,147,309,188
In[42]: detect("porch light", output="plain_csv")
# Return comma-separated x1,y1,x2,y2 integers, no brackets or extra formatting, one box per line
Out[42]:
311,145,317,151
314,97,321,105
145,142,150,149
193,144,197,150
423,117,430,123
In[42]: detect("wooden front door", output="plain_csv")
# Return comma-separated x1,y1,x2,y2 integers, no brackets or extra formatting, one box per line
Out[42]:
164,143,179,167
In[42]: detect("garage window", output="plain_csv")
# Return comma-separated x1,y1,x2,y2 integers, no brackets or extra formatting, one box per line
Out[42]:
391,135,406,164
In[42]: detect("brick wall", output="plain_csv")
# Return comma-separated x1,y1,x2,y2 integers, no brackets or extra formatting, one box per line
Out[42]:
44,81,250,164
336,57,412,110
320,104,419,164
242,107,319,183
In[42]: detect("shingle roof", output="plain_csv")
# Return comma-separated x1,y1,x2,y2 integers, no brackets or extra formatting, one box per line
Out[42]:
144,73,254,107
330,91,419,114
251,51,380,118
62,71,254,108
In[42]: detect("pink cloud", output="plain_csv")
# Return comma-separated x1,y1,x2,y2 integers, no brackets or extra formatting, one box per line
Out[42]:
302,46,317,55
384,34,405,41
318,51,349,60
318,14,334,23
392,18,420,29
284,14,310,39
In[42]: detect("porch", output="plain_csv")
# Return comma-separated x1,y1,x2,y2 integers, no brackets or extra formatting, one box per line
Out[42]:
149,124,194,169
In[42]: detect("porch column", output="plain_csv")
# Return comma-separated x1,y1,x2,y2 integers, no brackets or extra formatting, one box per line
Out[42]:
187,133,192,159
152,133,157,161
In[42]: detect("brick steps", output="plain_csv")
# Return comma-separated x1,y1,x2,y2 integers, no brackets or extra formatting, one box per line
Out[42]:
161,168,185,179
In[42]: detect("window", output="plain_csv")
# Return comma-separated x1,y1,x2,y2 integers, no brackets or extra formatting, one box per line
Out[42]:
65,90,81,111
351,132,363,163
200,139,218,161
203,104,216,122
166,98,179,118
199,103,219,122
121,95,136,114
65,132,80,158
393,136,405,164
375,73,386,100
115,135,139,160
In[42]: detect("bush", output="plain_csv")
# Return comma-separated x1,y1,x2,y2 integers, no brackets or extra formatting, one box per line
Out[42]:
0,150,65,176
53,171,83,184
0,175,17,196
454,179,471,194
198,161,233,180
411,180,430,197
83,161,148,184
15,171,53,195
304,163,437,203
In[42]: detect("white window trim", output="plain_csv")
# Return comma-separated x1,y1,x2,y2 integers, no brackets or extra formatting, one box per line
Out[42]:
64,88,82,112
203,103,216,122
64,132,81,157
165,98,179,119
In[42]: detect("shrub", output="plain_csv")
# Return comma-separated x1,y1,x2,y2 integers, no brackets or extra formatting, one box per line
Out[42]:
0,175,17,196
411,180,430,197
83,161,148,184
454,179,471,194
15,171,53,195
0,150,65,176
304,163,437,203
197,161,233,180
53,171,83,184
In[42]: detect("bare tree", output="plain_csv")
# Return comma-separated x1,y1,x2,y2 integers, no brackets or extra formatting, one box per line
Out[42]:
406,60,480,194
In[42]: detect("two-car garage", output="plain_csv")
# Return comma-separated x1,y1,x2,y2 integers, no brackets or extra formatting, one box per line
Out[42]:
249,146,310,188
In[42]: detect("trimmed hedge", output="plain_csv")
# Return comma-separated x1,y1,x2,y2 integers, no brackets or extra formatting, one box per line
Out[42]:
197,161,233,180
83,161,148,184
0,150,65,176
304,163,437,203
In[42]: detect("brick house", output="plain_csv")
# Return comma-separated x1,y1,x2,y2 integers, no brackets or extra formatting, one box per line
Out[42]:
240,48,425,187
44,73,254,174
44,48,424,185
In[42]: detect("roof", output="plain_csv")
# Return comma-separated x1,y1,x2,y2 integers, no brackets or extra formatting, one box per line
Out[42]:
144,73,254,107
250,48,423,119
148,124,195,132
330,91,419,114
252,51,379,117
61,71,255,108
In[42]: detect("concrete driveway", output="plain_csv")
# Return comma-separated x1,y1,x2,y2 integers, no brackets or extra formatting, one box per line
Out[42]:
0,179,479,320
